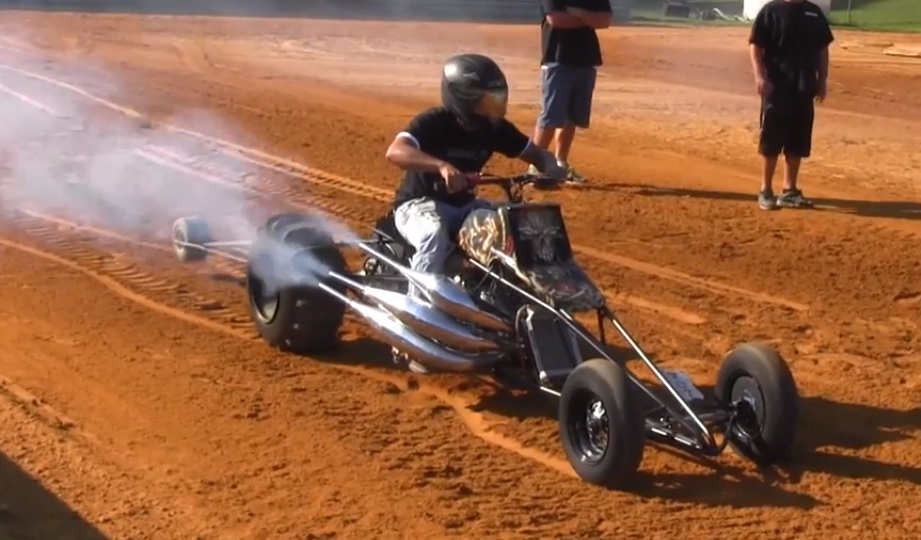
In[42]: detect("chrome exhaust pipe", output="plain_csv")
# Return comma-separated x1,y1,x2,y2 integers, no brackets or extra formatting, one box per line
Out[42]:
327,272,503,353
317,282,503,373
357,243,512,333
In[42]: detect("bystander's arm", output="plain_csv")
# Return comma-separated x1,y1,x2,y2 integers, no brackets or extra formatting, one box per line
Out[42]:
544,11,586,28
749,44,769,94
817,48,829,80
816,47,829,101
749,44,765,78
566,6,611,28
748,7,772,95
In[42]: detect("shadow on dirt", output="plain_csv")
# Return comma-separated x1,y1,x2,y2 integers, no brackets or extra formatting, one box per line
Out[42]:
0,449,108,540
326,336,920,509
479,378,921,505
631,185,921,222
470,385,820,509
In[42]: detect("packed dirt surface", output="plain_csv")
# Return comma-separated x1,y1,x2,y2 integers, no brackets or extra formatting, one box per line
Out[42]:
1,10,920,540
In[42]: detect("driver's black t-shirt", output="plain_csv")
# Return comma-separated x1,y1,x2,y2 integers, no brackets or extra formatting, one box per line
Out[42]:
392,107,531,208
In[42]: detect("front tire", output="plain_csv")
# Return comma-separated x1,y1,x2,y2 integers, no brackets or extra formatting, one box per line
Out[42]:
559,358,646,489
714,342,799,464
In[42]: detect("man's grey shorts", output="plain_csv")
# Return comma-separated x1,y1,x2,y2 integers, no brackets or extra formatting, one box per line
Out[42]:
537,63,598,130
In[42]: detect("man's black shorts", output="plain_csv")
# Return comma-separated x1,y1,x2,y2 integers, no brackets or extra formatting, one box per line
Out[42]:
759,91,815,158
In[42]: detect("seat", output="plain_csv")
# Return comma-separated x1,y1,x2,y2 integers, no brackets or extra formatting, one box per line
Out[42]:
372,210,415,261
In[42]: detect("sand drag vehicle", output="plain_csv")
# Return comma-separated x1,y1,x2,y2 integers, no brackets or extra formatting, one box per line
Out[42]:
170,173,800,488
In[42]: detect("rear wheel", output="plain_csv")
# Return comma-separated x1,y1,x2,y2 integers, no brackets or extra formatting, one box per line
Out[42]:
559,358,645,489
246,213,347,354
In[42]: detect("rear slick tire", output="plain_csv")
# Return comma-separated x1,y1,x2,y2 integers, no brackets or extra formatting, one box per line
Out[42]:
246,213,348,354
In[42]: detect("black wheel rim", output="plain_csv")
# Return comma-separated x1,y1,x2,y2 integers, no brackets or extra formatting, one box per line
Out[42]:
567,389,610,464
730,375,766,438
249,274,280,323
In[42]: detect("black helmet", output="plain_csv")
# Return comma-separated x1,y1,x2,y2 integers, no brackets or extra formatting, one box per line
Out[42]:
440,53,509,130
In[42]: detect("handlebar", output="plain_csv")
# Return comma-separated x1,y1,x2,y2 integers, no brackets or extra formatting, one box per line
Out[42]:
467,173,561,190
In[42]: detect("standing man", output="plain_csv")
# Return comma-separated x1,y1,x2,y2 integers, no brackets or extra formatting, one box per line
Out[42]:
527,0,612,183
749,0,834,210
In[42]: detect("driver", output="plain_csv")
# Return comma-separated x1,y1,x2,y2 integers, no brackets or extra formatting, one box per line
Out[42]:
385,53,567,289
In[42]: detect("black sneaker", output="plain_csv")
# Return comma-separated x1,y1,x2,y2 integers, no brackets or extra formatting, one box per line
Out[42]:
758,190,778,211
776,188,814,208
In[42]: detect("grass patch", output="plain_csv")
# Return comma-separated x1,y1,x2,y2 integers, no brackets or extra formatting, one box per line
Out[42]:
829,0,921,32
628,0,921,33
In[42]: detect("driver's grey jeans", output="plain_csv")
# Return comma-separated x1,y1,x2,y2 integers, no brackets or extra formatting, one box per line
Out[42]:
394,197,490,280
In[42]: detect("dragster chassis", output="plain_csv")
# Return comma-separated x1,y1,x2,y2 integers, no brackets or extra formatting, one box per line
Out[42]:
171,213,800,488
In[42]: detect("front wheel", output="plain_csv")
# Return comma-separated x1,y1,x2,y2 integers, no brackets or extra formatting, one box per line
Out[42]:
715,342,799,464
558,358,646,489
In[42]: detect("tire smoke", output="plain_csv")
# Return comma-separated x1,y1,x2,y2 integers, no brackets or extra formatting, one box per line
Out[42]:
0,39,356,290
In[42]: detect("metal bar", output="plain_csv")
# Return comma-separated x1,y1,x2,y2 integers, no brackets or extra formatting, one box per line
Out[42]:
202,240,253,248
558,309,696,436
173,239,249,264
326,271,367,292
202,250,248,264
356,241,399,265
467,259,685,422
601,306,714,447
469,257,713,448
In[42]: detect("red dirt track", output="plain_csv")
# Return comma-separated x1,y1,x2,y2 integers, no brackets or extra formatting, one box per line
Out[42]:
1,11,920,539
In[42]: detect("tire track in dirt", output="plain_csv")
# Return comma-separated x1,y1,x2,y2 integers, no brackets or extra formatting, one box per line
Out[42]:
0,37,33,55
168,37,213,74
16,206,250,287
0,212,577,479
573,244,808,312
0,61,807,315
3,215,258,336
150,144,391,203
0,370,207,540
0,82,64,117
138,145,383,226
0,373,82,434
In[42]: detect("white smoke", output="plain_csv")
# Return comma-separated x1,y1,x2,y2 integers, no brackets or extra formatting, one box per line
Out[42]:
0,43,356,289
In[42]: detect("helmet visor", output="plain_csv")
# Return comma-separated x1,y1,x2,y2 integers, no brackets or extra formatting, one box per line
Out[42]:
473,88,508,120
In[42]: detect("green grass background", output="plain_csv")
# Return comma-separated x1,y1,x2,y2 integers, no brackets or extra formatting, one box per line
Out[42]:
630,0,921,32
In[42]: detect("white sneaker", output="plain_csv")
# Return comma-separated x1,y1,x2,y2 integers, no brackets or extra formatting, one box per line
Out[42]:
558,160,587,184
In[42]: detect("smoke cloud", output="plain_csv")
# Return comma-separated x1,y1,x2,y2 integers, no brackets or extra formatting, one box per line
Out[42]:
0,36,355,289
